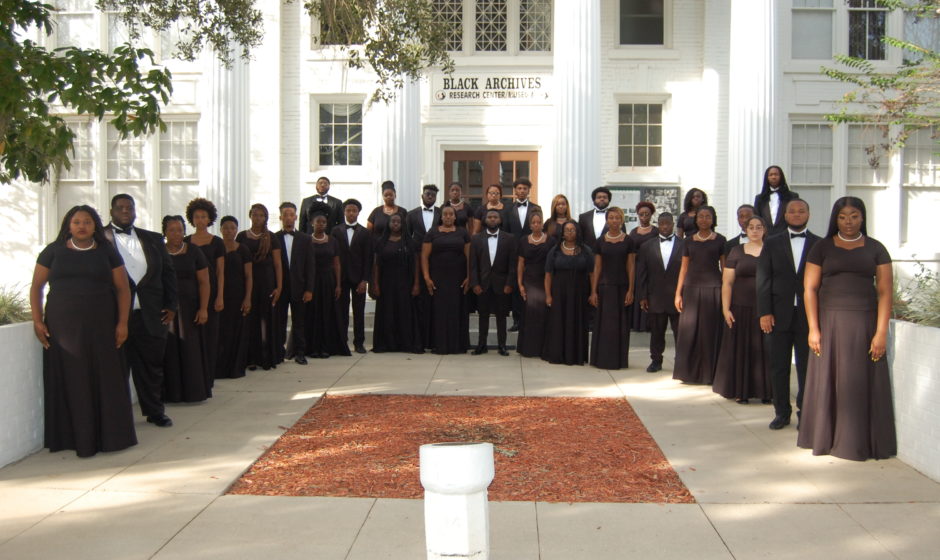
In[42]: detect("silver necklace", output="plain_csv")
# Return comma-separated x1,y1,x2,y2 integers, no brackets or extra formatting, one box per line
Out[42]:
837,231,863,242
167,243,185,256
69,238,95,251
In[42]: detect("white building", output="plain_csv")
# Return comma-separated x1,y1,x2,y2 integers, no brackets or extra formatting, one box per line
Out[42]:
2,0,938,289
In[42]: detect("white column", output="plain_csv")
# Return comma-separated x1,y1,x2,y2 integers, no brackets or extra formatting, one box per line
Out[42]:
379,78,422,208
206,54,251,221
727,0,778,228
553,0,600,213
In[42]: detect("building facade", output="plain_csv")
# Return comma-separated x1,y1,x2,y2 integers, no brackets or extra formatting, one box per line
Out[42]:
2,0,938,288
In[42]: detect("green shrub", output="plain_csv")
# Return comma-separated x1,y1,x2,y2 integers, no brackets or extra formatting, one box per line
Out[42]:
895,262,940,328
0,286,30,326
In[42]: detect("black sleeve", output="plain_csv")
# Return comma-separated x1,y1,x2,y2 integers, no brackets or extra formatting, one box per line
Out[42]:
156,232,179,312
191,246,209,270
105,243,125,269
636,245,649,302
756,241,774,317
36,243,58,268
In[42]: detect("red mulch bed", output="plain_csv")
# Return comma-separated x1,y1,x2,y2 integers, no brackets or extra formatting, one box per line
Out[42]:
228,395,694,503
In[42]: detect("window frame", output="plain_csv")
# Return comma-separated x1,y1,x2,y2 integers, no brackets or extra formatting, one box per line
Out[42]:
616,101,665,170
311,98,366,170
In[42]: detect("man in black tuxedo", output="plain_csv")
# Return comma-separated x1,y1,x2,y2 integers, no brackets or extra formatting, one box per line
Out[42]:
275,202,315,365
756,198,820,430
578,186,611,248
405,184,441,350
753,165,799,236
501,177,541,331
331,199,372,354
106,194,178,428
299,176,343,234
724,204,755,254
636,212,683,373
470,209,517,356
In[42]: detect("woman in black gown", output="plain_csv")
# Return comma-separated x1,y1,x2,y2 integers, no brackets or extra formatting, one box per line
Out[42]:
472,183,506,235
161,215,211,403
673,206,726,384
589,207,636,370
235,204,283,370
545,194,573,241
628,201,657,331
306,210,350,357
441,182,472,229
371,214,422,353
798,197,896,461
367,180,409,239
713,216,771,403
30,205,136,457
422,205,471,354
542,221,594,366
216,216,252,379
184,198,225,388
677,188,708,239
516,212,555,357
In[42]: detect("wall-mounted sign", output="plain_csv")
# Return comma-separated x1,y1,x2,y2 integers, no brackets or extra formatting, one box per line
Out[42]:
431,72,552,106
608,186,681,225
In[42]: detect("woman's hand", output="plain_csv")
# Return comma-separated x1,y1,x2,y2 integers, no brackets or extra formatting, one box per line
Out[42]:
519,285,527,301
303,290,313,303
34,320,51,349
588,292,598,307
624,290,634,307
461,277,469,294
674,294,683,313
546,294,553,307
640,298,649,312
425,278,436,296
115,322,128,348
723,309,734,329
241,299,251,316
808,328,822,357
214,297,224,312
411,283,420,297
370,285,380,300
195,309,208,325
869,330,887,362
334,285,342,300
473,285,483,296
270,287,281,306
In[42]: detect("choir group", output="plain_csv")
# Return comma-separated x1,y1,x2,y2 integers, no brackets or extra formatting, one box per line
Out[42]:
29,166,897,463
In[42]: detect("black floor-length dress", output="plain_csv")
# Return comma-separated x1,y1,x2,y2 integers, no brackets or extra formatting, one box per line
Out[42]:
628,227,657,331
306,236,350,357
235,232,282,369
542,244,594,365
425,227,471,354
372,238,422,353
713,245,771,401
216,243,251,379
589,235,635,369
516,235,556,357
38,242,137,457
673,234,726,384
797,237,896,461
185,234,225,391
163,246,211,403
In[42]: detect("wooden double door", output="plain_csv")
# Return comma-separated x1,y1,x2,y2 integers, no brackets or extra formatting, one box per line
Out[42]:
443,151,538,207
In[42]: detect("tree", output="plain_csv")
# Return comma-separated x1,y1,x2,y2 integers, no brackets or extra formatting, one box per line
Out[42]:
1,0,173,184
822,0,940,154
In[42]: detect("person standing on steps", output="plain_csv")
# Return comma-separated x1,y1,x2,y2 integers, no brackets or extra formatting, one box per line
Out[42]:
470,209,517,356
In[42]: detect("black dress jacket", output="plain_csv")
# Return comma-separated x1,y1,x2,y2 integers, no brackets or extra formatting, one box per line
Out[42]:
578,209,609,248
331,223,373,285
275,230,316,301
469,231,518,293
636,236,684,314
406,205,443,246
299,193,344,234
753,189,800,236
756,229,821,332
501,201,543,236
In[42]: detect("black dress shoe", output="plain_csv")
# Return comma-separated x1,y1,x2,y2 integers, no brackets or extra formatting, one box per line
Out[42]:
318,352,330,359
146,414,173,428
497,346,509,356
768,415,791,430
646,361,662,373
354,344,367,354
294,355,308,365
508,323,520,332
471,346,488,355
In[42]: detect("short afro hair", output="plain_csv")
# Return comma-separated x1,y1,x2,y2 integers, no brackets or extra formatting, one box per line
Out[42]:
185,197,218,227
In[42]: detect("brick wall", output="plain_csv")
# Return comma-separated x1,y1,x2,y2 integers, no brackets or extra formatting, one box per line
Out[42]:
0,322,44,468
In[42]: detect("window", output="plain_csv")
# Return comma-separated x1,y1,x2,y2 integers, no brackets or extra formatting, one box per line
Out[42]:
54,0,95,49
790,124,834,234
430,0,551,54
848,0,887,60
902,127,940,244
160,120,200,211
791,0,833,59
433,0,464,52
903,10,940,64
475,0,508,52
620,0,664,45
847,125,890,186
318,103,363,166
519,0,551,52
618,104,663,167
61,121,95,181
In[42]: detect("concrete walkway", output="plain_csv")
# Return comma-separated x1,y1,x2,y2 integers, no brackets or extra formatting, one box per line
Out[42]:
2,336,938,559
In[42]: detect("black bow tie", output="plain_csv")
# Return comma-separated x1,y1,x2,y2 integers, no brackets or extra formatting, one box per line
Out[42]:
283,231,294,236
660,235,674,243
487,233,498,238
114,227,132,236
739,233,747,239
423,207,434,212
515,201,528,208
790,232,806,239
345,225,357,230
595,209,606,214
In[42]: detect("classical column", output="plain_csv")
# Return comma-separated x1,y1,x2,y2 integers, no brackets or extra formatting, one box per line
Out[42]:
206,54,251,221
727,0,778,226
553,0,600,212
379,78,422,208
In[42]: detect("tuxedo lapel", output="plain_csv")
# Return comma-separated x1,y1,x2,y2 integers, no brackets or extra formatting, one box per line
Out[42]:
783,237,797,274
135,230,157,287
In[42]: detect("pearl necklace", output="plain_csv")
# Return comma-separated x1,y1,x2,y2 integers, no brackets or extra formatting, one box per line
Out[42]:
837,232,863,242
562,242,577,251
530,232,545,243
312,233,328,242
605,231,624,241
69,238,95,251
694,231,713,241
167,243,185,256
246,229,263,239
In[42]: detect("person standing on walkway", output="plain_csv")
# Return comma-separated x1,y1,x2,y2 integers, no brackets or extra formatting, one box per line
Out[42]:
183,198,225,387
542,221,594,366
798,197,895,461
470,209,517,356
217,216,252,379
299,176,343,234
628,201,658,332
371,213,422,353
578,187,611,249
516,212,555,358
236,203,283,371
757,198,820,430
332,199,372,354
754,165,799,236
367,181,409,239
673,205,726,384
106,194,178,428
422,205,471,355
589,207,636,370
31,205,136,456
275,202,315,365
502,178,541,333
307,208,348,358
406,184,441,351
636,212,682,372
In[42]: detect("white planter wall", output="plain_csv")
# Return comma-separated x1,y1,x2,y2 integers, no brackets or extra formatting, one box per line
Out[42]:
888,319,940,483
0,322,44,468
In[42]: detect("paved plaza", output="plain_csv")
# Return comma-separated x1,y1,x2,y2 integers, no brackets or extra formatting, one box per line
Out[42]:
1,334,938,559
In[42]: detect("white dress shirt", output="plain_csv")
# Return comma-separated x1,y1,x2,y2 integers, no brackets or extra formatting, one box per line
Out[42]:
769,188,780,224
593,208,607,239
486,230,499,266
111,224,147,310
659,235,675,270
282,231,294,267
789,227,808,305
345,221,357,245
421,206,434,232
515,200,529,230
